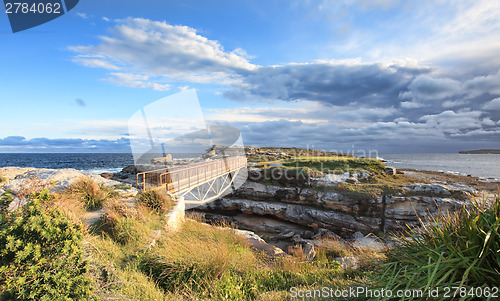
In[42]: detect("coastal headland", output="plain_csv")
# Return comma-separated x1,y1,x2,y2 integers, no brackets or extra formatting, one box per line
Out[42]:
1,147,498,299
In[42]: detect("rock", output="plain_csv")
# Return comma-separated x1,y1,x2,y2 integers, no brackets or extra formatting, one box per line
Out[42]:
233,229,287,258
151,154,173,165
351,232,385,251
197,198,375,235
302,230,314,239
312,228,343,240
385,167,397,175
345,178,358,184
334,257,359,270
1,167,123,195
202,150,216,159
100,173,114,179
276,231,296,240
302,242,316,260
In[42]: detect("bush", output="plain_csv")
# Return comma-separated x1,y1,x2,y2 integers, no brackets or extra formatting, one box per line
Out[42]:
69,177,116,210
0,192,95,300
137,189,172,213
372,197,500,300
0,189,14,211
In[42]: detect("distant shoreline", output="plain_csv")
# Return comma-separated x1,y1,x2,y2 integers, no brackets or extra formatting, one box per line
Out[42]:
459,149,500,154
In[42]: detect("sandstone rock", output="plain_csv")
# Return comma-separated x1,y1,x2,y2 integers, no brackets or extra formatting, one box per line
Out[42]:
302,242,316,260
302,230,314,239
100,173,114,179
351,232,385,251
276,231,296,240
385,166,397,175
334,256,359,270
197,198,375,235
1,167,123,195
151,154,173,165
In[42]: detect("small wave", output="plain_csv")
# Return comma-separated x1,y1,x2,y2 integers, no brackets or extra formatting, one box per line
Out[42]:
86,168,123,174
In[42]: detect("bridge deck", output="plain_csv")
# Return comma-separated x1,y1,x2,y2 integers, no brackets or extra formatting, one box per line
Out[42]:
137,156,247,197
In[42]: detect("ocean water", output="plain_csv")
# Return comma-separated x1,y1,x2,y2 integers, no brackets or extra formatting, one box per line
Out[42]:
0,153,201,174
0,153,135,174
380,153,500,181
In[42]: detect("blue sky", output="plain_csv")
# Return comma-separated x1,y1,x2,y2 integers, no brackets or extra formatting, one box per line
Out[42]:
1,0,500,153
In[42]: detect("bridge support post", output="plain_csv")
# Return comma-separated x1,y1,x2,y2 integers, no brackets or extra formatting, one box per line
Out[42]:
165,196,185,232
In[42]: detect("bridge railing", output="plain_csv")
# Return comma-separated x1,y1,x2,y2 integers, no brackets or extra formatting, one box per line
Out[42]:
137,156,247,193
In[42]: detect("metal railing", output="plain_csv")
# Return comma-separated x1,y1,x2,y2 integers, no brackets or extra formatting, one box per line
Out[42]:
137,156,247,195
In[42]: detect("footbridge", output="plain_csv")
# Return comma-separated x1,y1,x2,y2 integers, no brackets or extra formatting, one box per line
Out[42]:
136,156,247,205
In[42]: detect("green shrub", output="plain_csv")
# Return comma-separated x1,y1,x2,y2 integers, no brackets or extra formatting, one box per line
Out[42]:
372,197,500,300
137,189,172,213
0,193,95,300
0,189,14,211
69,177,116,210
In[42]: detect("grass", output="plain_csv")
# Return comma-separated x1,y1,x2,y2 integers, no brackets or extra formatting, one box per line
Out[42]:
83,206,369,300
137,218,353,300
371,196,500,300
282,156,386,175
68,177,117,210
137,188,174,214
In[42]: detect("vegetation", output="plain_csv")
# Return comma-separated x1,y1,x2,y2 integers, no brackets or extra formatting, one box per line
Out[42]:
85,202,362,300
1,149,497,300
283,156,386,175
68,177,117,210
137,188,174,214
372,197,500,300
0,190,95,300
0,189,14,211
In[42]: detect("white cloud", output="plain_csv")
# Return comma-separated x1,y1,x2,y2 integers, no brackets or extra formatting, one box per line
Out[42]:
419,110,483,133
104,73,170,91
482,97,500,110
442,100,468,108
70,18,256,87
76,12,89,19
400,101,424,109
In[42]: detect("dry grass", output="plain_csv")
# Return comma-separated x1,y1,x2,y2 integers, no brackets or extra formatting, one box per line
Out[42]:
137,188,174,214
68,177,117,210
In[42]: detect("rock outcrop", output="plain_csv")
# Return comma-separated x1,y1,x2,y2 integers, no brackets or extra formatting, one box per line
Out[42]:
194,180,469,236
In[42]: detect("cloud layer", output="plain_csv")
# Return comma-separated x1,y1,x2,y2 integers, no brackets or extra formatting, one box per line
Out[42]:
62,3,500,153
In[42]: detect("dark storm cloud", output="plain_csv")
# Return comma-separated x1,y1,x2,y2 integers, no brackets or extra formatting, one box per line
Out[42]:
225,61,430,107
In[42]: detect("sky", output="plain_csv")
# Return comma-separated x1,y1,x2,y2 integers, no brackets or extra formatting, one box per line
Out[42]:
1,0,500,153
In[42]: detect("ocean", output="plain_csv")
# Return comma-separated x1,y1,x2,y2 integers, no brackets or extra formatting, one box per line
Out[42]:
380,153,500,181
0,153,134,174
0,153,201,174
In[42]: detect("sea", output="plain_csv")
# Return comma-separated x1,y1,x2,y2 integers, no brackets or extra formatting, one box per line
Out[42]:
380,153,500,181
0,153,499,181
0,153,199,174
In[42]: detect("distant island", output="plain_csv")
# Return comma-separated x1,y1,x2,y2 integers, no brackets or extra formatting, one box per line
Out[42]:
459,149,500,154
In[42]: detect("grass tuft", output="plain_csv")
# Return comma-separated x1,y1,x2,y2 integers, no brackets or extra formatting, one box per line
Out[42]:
372,196,500,300
137,188,173,213
69,177,117,210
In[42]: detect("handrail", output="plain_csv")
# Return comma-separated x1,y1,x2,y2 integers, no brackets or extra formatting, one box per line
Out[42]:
136,156,247,193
